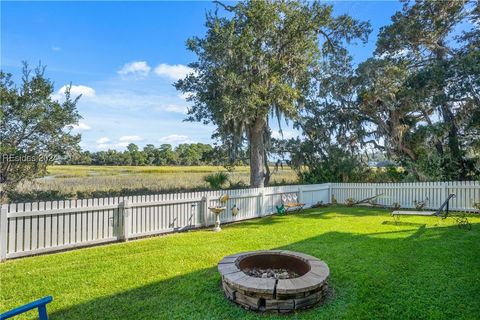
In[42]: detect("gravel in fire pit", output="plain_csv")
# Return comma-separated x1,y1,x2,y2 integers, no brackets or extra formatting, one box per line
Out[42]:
243,267,300,279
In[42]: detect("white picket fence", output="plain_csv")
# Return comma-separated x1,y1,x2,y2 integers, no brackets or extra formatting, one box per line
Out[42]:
0,184,330,261
330,181,480,211
0,181,478,261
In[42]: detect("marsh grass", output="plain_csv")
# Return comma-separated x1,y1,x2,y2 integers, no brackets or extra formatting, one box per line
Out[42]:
9,165,297,202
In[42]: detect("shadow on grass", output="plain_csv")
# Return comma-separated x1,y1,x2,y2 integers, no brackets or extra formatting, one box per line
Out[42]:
225,215,286,229
49,222,479,320
381,220,427,227
293,206,391,220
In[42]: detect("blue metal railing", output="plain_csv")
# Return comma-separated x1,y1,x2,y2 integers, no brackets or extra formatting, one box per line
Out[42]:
0,296,52,320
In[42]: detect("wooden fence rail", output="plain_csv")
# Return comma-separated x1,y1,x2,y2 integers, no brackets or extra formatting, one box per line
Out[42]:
0,181,478,261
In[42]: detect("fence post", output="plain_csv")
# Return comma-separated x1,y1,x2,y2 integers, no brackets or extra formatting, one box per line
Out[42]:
258,189,264,217
298,186,304,205
1,205,8,262
442,182,448,209
327,184,332,204
121,200,131,241
203,196,210,226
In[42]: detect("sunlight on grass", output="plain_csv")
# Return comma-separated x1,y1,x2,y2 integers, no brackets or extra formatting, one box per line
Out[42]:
1,206,479,319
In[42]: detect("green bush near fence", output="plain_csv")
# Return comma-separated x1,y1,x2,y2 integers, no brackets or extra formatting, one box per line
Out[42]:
1,206,479,319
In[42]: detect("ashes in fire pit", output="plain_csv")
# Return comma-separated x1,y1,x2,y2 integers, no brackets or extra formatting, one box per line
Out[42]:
218,250,330,313
243,268,299,279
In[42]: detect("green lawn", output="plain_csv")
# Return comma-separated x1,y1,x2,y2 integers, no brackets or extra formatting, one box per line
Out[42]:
1,207,479,319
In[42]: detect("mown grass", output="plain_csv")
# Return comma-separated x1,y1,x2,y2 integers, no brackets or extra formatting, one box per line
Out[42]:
1,206,479,319
10,165,298,202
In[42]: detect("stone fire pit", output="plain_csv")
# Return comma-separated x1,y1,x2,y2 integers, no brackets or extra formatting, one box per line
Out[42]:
218,250,329,313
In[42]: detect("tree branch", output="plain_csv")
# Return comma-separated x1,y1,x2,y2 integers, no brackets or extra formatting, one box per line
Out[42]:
213,1,236,12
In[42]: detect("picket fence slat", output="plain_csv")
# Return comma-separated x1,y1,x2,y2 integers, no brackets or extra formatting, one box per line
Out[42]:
0,181,478,261
330,181,479,211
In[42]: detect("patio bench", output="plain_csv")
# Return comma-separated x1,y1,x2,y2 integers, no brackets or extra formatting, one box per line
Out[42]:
281,193,305,213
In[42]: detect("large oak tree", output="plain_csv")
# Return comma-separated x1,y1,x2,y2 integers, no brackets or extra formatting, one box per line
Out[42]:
275,0,479,183
357,0,479,180
176,0,369,187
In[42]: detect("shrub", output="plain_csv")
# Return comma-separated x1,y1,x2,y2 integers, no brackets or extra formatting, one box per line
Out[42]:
331,195,337,204
229,180,248,189
414,198,428,210
473,202,480,210
345,198,355,207
203,172,229,189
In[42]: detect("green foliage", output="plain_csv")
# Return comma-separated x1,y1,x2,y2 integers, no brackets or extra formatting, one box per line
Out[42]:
285,141,367,183
228,179,249,190
361,166,408,183
271,39,371,184
203,172,229,189
176,0,369,187
355,0,480,181
0,63,81,195
1,208,479,319
276,0,479,183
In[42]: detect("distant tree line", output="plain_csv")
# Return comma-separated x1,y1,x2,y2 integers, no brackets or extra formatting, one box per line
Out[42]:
62,143,249,166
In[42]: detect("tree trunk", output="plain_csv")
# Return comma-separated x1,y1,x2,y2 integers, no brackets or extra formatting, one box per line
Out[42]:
434,45,467,179
441,104,466,179
264,148,271,187
248,117,266,188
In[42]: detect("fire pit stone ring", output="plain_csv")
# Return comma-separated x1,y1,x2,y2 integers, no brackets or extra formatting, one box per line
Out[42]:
218,250,329,313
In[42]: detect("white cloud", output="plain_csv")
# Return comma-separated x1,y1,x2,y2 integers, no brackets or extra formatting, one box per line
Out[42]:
51,46,61,51
96,143,121,150
162,104,188,114
119,135,143,142
71,122,91,131
118,61,151,78
116,142,130,148
70,90,190,114
96,141,132,150
271,130,296,140
64,85,96,97
96,143,111,150
96,137,110,144
154,63,192,80
53,85,96,101
94,136,142,150
159,134,195,145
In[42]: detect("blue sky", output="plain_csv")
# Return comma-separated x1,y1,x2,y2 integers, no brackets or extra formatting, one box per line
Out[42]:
1,1,402,151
